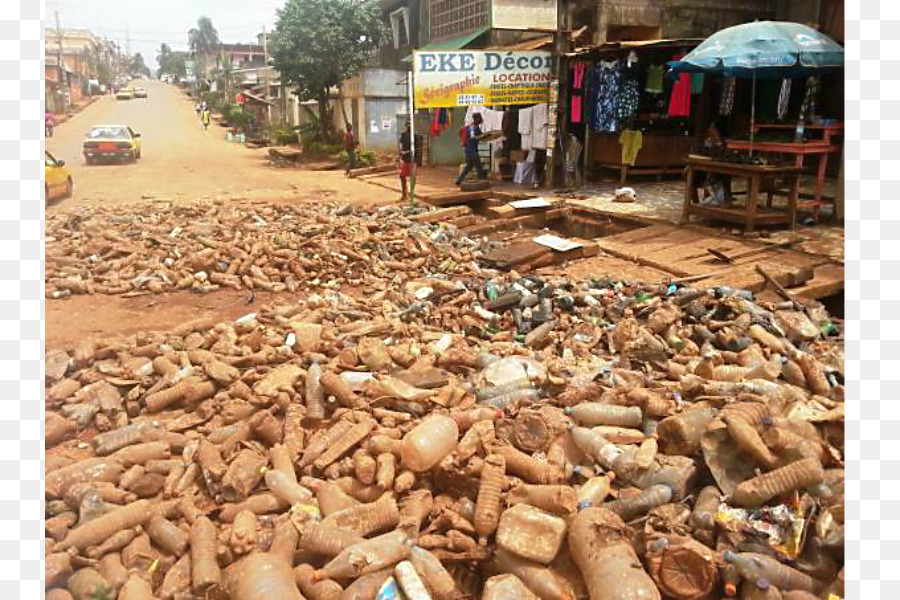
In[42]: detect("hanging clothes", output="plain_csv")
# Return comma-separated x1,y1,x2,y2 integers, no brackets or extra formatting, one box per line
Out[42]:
800,75,820,118
691,73,704,95
756,80,781,122
518,106,534,151
591,59,621,133
668,73,692,118
430,110,441,137
571,95,583,124
531,103,549,149
571,62,586,123
573,63,586,90
645,64,664,94
616,61,640,121
719,77,736,116
619,129,643,166
776,79,791,120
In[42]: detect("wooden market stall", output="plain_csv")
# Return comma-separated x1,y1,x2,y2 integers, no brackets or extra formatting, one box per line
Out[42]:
564,39,705,184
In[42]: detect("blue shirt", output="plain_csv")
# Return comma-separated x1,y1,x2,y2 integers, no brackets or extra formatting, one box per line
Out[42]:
465,124,481,157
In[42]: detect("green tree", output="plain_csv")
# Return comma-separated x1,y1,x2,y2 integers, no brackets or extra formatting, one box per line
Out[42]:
271,0,383,140
214,55,236,100
129,52,151,78
157,43,188,79
188,16,220,75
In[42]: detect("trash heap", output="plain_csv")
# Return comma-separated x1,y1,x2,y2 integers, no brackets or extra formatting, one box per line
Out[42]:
45,211,844,600
45,201,481,298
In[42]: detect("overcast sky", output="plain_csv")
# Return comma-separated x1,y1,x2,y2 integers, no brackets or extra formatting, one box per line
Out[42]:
48,0,287,69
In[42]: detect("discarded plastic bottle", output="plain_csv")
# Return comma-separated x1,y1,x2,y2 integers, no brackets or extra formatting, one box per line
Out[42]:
603,484,673,521
576,474,614,509
400,414,459,472
690,486,721,531
730,458,825,508
305,362,326,421
566,403,642,428
723,552,819,593
318,530,412,580
263,467,314,505
568,507,660,600
569,426,622,471
484,388,540,411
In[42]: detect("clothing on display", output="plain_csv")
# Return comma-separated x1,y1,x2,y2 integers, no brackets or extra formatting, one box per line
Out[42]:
518,106,534,151
619,129,643,166
720,77,736,115
691,73,704,95
573,62,586,90
777,78,792,120
645,64,664,94
571,94,583,124
531,103,548,149
616,66,640,122
668,73,692,117
591,59,621,133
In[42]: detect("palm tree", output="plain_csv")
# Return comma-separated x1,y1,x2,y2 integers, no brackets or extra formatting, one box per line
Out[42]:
215,55,236,100
188,16,220,75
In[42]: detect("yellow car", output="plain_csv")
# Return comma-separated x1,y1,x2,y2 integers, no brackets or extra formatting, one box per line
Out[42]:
82,125,142,164
45,150,73,201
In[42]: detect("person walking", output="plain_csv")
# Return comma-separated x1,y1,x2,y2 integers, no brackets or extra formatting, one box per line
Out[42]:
455,112,486,186
201,108,211,131
398,122,415,201
343,124,357,175
45,111,54,138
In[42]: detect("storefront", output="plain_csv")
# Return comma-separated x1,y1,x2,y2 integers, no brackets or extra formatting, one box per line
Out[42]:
562,39,705,184
412,48,556,187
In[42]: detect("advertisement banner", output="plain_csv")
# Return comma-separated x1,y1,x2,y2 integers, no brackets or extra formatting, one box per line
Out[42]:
413,50,553,108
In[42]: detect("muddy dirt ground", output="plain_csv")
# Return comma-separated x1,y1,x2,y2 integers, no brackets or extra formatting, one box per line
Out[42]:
45,80,399,349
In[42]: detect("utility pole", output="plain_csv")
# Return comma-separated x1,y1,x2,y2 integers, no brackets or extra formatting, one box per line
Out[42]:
55,10,69,112
262,24,272,124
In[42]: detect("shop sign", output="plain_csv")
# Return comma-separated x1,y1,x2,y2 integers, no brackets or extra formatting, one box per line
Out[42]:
413,50,553,108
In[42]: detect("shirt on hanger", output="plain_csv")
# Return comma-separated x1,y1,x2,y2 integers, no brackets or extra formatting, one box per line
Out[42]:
645,64,664,94
668,73,692,118
531,103,549,149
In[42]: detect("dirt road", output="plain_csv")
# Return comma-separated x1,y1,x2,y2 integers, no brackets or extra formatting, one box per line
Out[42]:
45,80,402,349
45,79,380,209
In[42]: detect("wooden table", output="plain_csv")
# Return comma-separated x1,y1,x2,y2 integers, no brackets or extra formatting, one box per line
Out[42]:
682,156,802,232
726,123,842,219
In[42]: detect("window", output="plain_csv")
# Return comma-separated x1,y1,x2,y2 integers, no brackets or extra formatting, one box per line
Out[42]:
390,7,411,49
430,0,489,41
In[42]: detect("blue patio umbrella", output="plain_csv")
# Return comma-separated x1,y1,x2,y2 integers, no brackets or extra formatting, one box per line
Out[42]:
668,21,844,153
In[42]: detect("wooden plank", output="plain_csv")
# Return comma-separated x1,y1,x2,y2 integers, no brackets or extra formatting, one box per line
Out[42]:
424,190,493,207
597,224,678,245
481,241,551,269
409,206,471,224
462,208,569,236
347,164,395,178
450,215,479,229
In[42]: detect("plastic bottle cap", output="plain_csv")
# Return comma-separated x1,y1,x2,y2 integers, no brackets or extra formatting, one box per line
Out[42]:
724,583,737,596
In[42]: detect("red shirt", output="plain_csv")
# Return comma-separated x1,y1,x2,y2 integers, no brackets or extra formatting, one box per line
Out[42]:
344,131,355,151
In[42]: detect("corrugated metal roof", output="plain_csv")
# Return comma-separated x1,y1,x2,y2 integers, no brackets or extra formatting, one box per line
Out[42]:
566,38,704,58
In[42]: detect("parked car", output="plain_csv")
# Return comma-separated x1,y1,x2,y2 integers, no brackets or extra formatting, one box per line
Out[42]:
116,89,133,100
133,88,148,99
82,125,142,164
45,151,72,201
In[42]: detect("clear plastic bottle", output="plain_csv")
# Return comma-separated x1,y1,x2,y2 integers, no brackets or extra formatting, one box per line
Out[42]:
263,468,314,505
569,426,622,471
319,530,412,580
305,362,326,421
400,414,459,473
576,474,615,509
723,552,818,593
